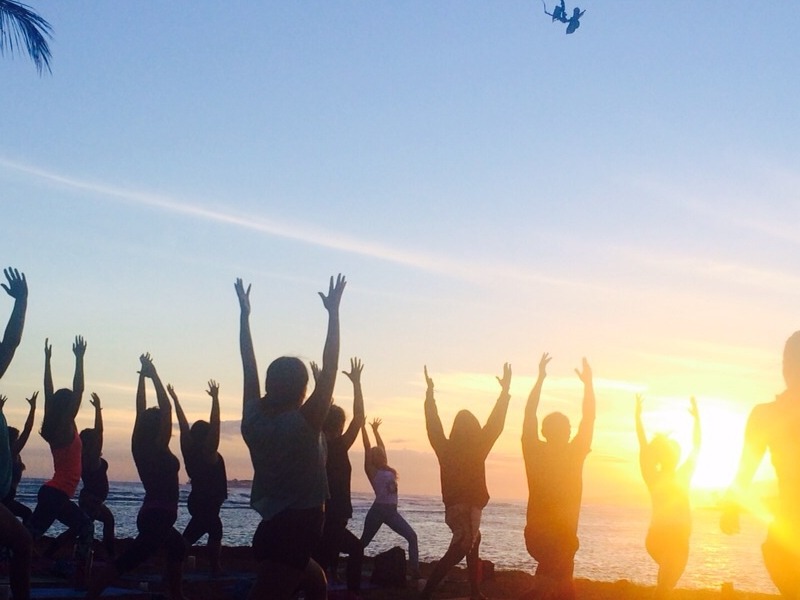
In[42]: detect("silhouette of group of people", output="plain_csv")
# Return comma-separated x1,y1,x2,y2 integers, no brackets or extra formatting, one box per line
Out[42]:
1,266,800,600
542,0,585,34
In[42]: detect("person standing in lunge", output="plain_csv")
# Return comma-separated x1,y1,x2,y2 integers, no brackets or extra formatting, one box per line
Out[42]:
420,362,512,600
521,353,595,600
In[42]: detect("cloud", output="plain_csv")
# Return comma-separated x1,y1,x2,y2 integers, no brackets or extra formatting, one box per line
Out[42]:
0,157,595,290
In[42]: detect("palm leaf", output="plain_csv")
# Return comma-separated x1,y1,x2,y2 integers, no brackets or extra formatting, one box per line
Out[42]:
0,0,52,74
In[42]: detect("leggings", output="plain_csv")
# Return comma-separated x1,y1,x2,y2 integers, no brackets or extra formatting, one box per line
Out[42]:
2,495,32,523
183,493,223,545
361,502,419,573
27,484,92,559
115,508,186,573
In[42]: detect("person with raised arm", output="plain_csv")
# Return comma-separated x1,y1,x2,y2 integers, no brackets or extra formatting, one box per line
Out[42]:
420,362,512,600
313,356,365,594
89,354,187,600
47,392,116,560
1,391,37,522
721,331,800,598
236,274,346,600
521,354,595,600
27,336,93,589
636,395,701,599
0,267,28,380
0,266,32,600
360,416,420,580
168,379,227,575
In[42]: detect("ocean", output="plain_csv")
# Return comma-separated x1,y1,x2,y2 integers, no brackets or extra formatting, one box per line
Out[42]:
15,479,775,594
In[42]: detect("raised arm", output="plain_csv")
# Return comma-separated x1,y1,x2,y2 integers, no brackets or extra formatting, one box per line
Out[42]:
635,394,647,449
71,335,87,415
44,338,54,401
90,393,103,451
340,357,365,449
481,362,513,453
424,366,446,452
635,394,655,484
205,379,221,456
167,384,191,457
235,278,260,417
361,425,377,480
573,357,596,450
522,353,550,450
370,418,385,451
13,391,37,454
721,404,767,534
138,353,172,446
689,396,701,460
300,274,346,431
0,268,28,379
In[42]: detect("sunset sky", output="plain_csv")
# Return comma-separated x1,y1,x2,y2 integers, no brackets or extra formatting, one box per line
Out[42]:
2,2,798,506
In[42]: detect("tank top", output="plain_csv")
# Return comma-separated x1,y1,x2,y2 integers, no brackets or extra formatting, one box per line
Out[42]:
186,451,228,506
45,430,82,497
81,457,109,502
371,468,399,505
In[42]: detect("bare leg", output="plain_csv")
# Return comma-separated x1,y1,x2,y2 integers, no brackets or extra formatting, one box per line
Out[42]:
466,531,483,598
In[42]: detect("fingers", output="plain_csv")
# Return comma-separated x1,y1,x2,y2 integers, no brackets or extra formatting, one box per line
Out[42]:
28,391,38,405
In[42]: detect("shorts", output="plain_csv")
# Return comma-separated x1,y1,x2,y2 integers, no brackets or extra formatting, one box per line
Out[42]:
444,504,482,554
252,506,324,571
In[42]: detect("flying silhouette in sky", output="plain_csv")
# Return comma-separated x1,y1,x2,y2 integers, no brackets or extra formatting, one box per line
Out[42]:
542,0,586,34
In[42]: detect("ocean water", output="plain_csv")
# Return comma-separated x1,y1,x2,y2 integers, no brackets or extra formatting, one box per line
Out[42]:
15,479,775,594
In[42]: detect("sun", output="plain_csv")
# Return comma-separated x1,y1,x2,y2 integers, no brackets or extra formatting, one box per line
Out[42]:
691,403,749,491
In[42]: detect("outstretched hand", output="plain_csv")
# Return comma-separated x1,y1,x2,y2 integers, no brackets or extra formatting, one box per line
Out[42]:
166,383,178,402
73,335,87,358
309,361,321,383
0,395,6,410
234,278,251,316
27,391,38,407
574,357,592,384
342,357,363,383
139,353,155,378
370,417,382,431
207,379,220,399
688,396,699,418
424,366,434,397
89,392,101,409
538,353,552,379
2,267,27,300
318,274,346,312
44,338,52,360
496,362,512,394
635,393,643,417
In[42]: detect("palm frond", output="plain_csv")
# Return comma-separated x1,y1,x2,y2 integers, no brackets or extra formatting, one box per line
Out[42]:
0,0,52,74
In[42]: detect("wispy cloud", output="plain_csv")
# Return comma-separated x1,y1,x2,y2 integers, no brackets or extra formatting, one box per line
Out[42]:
0,157,590,290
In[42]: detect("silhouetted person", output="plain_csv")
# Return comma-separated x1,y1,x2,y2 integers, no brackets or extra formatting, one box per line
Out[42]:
313,357,364,594
636,395,701,599
27,336,93,589
361,417,419,580
521,354,595,600
420,363,512,600
236,274,346,600
0,391,37,522
48,392,116,560
0,267,28,379
565,7,585,34
0,266,32,600
721,331,800,598
542,0,568,23
168,380,227,575
88,354,187,600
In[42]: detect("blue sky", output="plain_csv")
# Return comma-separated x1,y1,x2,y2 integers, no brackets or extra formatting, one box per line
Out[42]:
2,1,799,502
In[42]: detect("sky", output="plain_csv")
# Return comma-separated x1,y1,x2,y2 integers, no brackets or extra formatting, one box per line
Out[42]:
1,1,799,507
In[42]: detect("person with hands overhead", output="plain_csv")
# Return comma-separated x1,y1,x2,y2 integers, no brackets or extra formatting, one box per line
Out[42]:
236,274,346,600
47,392,116,560
1,390,37,522
420,362,512,600
636,395,701,599
313,356,365,594
721,331,800,598
27,336,93,589
89,354,187,600
360,416,420,580
168,379,228,575
0,269,32,600
521,354,595,600
0,267,28,379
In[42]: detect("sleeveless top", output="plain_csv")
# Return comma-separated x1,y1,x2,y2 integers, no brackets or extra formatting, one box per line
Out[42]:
45,430,82,497
371,468,398,505
135,444,179,513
